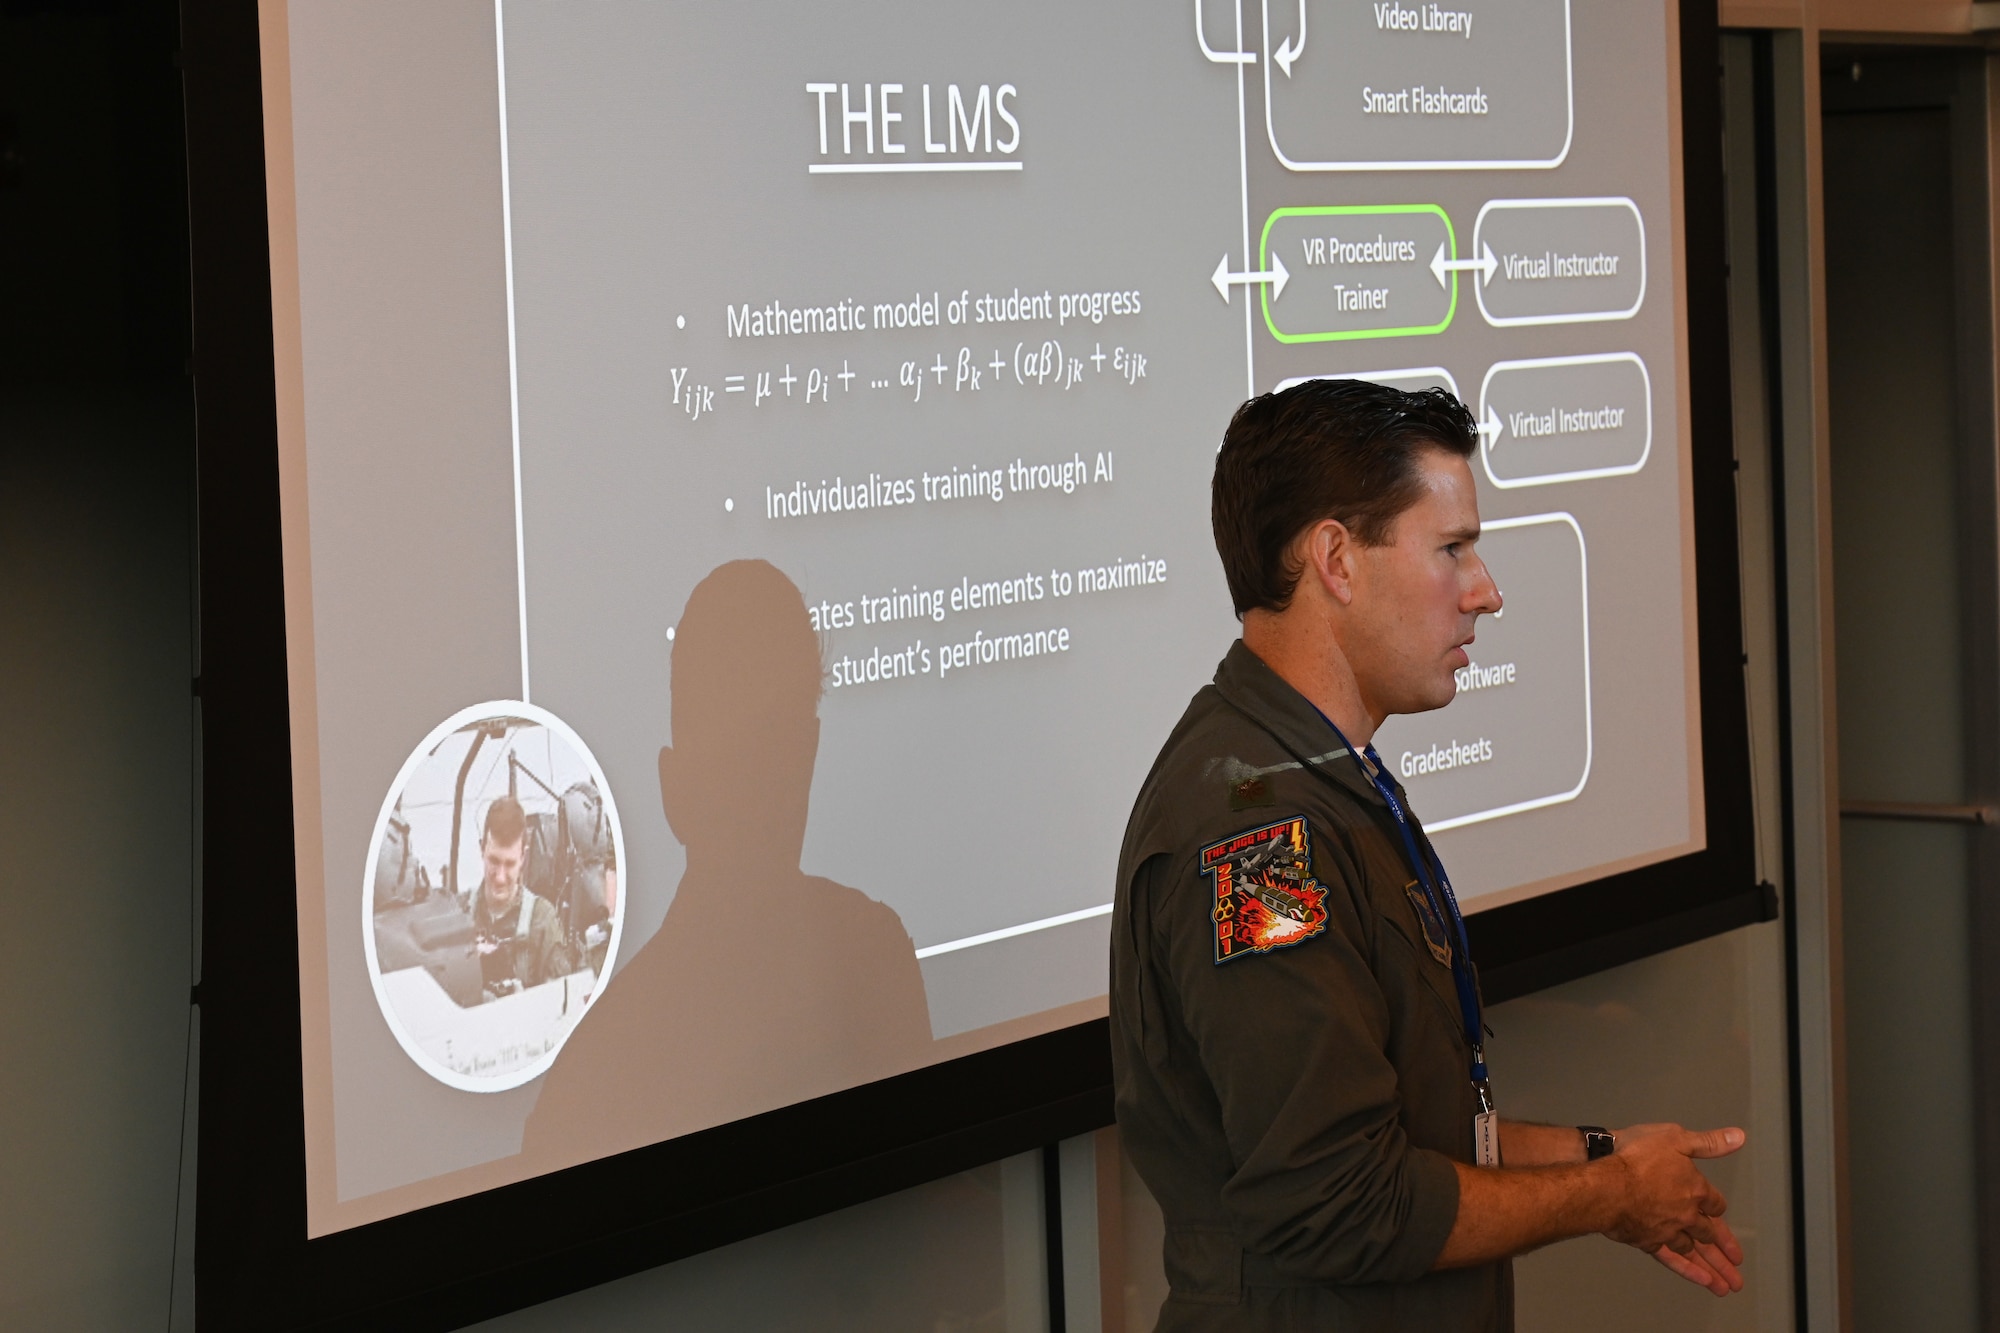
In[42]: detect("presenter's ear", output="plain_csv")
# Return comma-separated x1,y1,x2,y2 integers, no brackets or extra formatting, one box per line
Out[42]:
1299,520,1358,606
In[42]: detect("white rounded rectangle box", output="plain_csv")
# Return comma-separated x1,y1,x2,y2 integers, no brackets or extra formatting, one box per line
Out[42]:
1259,0,1572,171
1261,207,1455,342
1372,513,1590,831
1478,353,1651,488
1473,198,1645,326
1277,366,1460,398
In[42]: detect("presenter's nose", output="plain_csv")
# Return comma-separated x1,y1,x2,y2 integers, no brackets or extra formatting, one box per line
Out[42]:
1467,556,1503,617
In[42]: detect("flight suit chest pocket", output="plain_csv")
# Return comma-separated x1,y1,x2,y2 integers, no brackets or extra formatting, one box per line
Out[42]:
1382,880,1466,1042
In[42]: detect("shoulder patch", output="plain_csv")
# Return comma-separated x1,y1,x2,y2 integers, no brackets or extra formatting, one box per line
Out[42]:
1201,816,1330,963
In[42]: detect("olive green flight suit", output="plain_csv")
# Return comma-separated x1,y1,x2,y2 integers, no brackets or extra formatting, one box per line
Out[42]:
1112,641,1511,1332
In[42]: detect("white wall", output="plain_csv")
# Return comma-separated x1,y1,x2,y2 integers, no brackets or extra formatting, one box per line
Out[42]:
468,1151,1049,1333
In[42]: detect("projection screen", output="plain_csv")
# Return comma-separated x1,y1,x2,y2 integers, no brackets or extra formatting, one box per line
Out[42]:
256,0,1717,1238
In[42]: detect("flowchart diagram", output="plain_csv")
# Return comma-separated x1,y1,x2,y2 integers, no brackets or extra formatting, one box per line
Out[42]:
1199,0,1664,835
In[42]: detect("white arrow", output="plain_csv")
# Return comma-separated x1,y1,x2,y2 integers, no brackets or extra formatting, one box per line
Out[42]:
1477,403,1504,446
1274,0,1307,76
1211,252,1291,303
1430,241,1497,290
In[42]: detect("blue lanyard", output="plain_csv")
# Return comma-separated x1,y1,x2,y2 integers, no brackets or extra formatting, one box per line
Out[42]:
1315,710,1490,1101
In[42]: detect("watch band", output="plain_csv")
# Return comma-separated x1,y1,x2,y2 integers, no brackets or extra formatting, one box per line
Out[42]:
1578,1125,1615,1161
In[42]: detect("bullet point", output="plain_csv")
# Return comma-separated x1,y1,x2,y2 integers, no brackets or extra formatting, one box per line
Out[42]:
676,315,686,329
724,497,734,512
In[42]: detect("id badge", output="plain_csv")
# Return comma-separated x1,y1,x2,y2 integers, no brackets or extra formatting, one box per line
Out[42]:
1474,1110,1501,1167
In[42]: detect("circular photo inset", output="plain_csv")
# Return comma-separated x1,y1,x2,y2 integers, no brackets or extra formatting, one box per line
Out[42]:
362,701,626,1091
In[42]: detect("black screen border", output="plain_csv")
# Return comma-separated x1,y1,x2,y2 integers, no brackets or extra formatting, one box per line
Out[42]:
184,0,1756,1327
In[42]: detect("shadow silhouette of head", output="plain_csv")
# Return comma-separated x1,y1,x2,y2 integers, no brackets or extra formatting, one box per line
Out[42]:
659,560,822,872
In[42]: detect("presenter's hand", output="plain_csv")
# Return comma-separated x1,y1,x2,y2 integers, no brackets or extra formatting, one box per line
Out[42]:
1605,1123,1746,1296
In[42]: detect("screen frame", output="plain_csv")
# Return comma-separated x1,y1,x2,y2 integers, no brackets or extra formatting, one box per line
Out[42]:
184,0,1757,1326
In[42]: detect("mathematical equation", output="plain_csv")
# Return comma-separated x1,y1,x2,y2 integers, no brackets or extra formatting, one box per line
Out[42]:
669,340,1148,422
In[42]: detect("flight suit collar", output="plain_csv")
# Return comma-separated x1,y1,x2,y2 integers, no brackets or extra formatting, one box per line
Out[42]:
1211,639,1386,809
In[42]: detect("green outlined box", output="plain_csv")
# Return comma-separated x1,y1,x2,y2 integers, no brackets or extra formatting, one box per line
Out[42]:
1260,205,1458,343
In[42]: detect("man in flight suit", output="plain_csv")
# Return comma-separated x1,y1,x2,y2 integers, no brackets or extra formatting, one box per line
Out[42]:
1111,380,1747,1331
470,795,574,993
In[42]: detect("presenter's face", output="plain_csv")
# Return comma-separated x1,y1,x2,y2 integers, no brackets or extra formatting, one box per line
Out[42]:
1351,449,1502,715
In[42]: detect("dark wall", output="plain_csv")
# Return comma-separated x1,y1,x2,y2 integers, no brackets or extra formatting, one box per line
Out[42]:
0,0,189,382
0,1,198,1326
0,389,195,1328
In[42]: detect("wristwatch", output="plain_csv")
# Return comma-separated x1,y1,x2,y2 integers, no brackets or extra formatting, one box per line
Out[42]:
1578,1126,1616,1161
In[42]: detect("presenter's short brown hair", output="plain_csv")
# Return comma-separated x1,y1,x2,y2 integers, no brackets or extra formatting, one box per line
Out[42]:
1211,379,1478,617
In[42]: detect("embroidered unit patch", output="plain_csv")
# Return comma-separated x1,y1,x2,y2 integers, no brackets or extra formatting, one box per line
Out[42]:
1402,881,1454,967
1202,816,1330,963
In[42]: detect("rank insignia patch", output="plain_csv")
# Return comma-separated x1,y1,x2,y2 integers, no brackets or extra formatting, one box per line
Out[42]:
1202,816,1330,963
1402,881,1454,967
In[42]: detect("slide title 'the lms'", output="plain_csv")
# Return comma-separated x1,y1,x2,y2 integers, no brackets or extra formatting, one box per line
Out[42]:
806,81,1022,173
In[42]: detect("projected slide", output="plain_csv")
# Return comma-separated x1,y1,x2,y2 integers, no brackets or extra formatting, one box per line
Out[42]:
267,0,1701,1232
